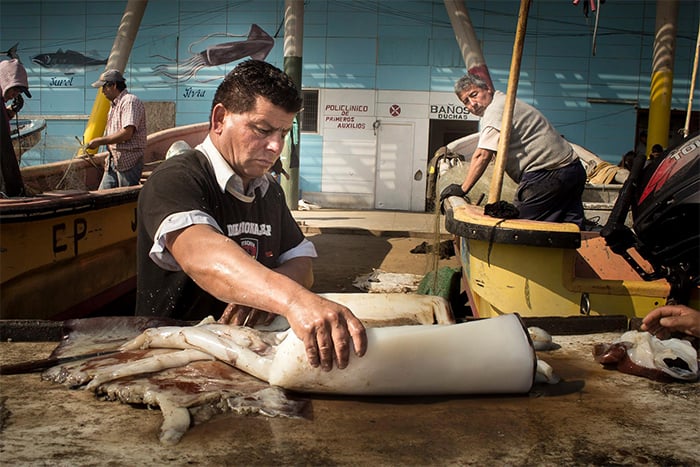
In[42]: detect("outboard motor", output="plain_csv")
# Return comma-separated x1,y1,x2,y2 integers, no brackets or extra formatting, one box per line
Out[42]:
601,133,700,305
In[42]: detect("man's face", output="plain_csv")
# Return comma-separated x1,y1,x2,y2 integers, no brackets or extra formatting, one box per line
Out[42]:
101,82,120,101
212,95,296,185
457,85,493,117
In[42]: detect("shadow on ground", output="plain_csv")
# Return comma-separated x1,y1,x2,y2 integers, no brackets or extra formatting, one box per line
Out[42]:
307,232,460,294
89,232,461,317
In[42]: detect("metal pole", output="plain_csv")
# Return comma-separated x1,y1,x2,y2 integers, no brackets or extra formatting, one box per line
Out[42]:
281,0,304,211
487,0,531,204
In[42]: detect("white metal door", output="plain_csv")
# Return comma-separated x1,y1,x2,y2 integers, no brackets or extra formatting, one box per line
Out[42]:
375,122,414,210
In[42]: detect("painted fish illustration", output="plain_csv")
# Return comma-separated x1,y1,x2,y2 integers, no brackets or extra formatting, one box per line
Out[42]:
152,24,274,82
4,43,20,59
31,49,107,74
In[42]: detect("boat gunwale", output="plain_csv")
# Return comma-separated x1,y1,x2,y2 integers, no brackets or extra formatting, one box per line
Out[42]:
0,187,140,222
444,199,582,249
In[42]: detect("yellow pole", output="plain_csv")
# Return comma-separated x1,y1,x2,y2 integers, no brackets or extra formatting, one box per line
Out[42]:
488,0,531,204
646,0,679,155
82,0,148,154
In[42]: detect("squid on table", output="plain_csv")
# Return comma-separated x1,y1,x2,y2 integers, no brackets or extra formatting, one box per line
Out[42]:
38,295,550,444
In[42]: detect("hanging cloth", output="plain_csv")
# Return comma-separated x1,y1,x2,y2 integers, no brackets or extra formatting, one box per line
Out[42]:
572,0,605,55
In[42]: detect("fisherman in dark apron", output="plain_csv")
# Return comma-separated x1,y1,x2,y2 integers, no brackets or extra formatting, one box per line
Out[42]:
0,58,31,197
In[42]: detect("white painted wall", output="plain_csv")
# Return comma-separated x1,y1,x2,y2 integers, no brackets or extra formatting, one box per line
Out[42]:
306,88,479,211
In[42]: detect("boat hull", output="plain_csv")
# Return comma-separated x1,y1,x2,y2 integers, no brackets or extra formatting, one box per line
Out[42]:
0,188,139,320
444,198,695,319
10,119,46,159
1,123,209,320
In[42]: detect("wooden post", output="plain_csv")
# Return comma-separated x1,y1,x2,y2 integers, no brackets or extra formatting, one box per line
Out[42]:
83,0,148,154
487,0,531,204
281,0,304,211
683,19,700,139
444,0,494,91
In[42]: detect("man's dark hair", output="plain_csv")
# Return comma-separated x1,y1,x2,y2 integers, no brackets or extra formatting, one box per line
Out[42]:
115,81,127,92
212,60,303,116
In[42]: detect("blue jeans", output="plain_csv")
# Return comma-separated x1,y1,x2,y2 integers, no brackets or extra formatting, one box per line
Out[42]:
99,155,143,189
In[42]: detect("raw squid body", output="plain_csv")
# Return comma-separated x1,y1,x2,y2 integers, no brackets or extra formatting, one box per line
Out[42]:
123,313,537,395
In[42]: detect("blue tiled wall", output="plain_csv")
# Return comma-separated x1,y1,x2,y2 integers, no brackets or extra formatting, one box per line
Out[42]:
2,0,699,167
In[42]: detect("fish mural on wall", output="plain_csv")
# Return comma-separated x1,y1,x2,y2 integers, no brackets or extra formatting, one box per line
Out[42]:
152,24,274,82
31,49,107,75
3,43,20,60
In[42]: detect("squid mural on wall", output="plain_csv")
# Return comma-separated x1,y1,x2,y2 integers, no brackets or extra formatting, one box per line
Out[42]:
152,24,274,82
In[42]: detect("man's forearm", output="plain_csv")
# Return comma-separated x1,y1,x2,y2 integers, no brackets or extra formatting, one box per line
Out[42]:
275,256,314,289
461,148,494,194
104,126,135,145
168,224,312,313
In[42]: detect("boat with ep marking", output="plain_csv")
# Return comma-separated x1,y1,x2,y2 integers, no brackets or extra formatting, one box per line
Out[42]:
0,122,208,320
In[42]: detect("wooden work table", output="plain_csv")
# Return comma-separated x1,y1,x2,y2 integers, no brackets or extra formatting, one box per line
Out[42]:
1,333,697,465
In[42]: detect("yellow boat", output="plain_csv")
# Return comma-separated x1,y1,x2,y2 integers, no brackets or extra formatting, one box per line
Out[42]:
441,129,700,320
0,122,208,320
443,197,698,319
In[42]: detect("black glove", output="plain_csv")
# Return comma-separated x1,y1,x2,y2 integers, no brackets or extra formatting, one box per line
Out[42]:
484,200,519,219
10,94,24,114
439,183,466,214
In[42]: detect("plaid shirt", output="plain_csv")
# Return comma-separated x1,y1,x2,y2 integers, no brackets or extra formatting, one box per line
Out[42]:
106,90,146,171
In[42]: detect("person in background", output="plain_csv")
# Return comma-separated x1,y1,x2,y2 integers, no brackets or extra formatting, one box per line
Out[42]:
270,157,290,183
641,304,700,339
0,58,31,197
136,60,367,371
649,144,664,160
618,150,636,171
635,130,647,157
1,59,29,120
440,72,586,228
87,69,146,189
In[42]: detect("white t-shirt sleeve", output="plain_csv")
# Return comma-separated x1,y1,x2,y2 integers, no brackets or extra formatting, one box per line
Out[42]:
477,126,500,152
150,210,223,271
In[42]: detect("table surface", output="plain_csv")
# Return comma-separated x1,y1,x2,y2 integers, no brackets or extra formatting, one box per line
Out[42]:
1,333,698,466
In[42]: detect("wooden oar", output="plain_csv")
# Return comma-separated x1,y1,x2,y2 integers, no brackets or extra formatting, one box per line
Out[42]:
487,0,532,204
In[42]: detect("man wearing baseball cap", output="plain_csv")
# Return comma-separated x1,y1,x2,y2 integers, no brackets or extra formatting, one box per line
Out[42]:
87,69,146,189
0,58,31,196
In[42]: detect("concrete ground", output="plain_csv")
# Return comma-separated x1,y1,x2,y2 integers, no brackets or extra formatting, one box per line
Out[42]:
1,209,698,465
293,208,449,237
